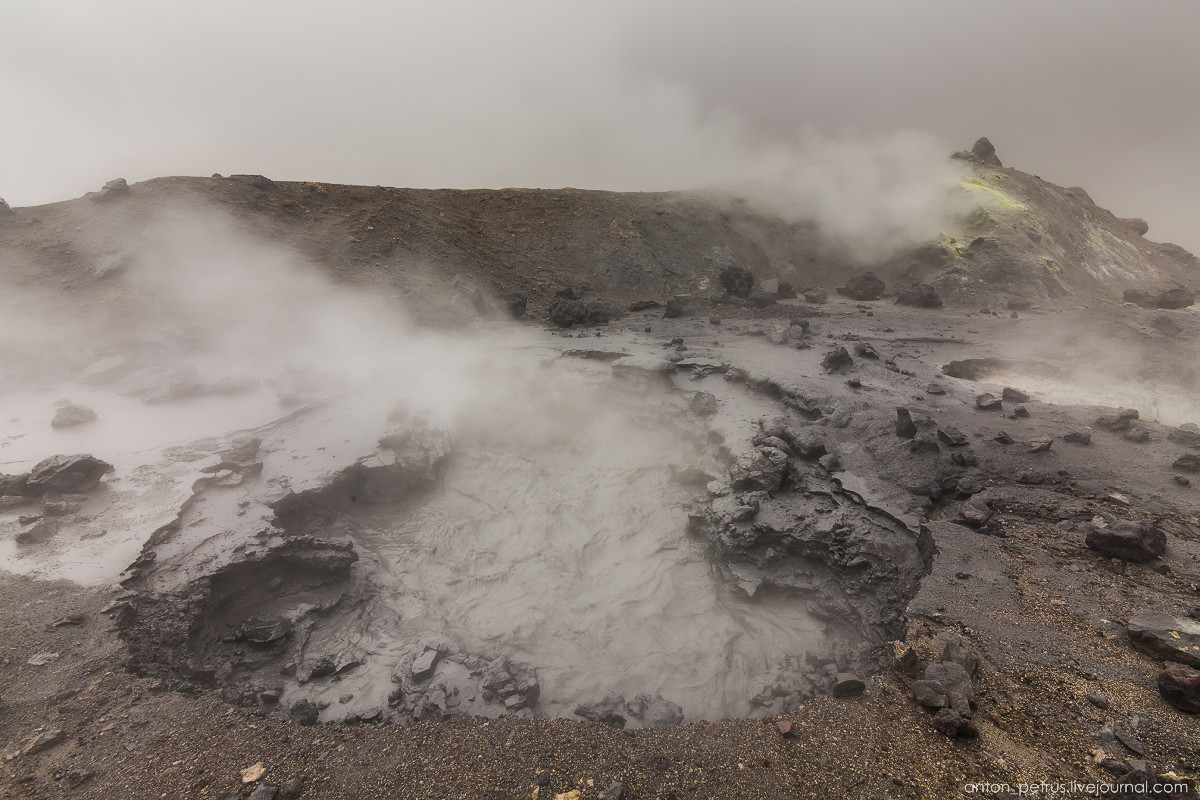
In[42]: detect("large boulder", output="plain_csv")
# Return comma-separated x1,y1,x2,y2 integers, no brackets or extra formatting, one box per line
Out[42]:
547,289,610,328
894,283,942,308
837,272,885,301
1121,218,1150,237
26,455,114,494
1086,520,1166,562
1127,611,1200,668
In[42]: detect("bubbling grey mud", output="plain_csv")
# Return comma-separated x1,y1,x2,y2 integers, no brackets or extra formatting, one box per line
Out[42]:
113,341,932,726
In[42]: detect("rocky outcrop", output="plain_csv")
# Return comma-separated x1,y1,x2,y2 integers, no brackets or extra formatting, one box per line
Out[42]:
837,272,885,301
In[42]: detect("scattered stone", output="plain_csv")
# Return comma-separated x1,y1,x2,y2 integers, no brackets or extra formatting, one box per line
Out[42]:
1121,427,1150,444
838,272,885,301
803,288,828,304
26,454,114,493
895,408,917,439
410,648,440,682
15,519,59,544
1095,408,1139,432
1063,430,1092,445
718,266,754,298
1086,521,1166,562
729,447,789,493
1026,437,1053,453
17,728,67,755
599,781,625,800
574,692,627,728
894,283,942,308
822,347,853,372
1086,692,1110,710
1173,454,1200,473
922,662,975,706
289,700,320,725
939,633,980,677
1175,475,1192,487
43,500,83,516
832,673,865,698
953,502,992,529
242,763,268,783
628,300,660,312
854,342,879,359
51,403,97,429
626,693,684,726
777,282,796,299
548,290,609,328
1168,423,1200,448
932,708,979,738
775,719,793,737
248,784,279,800
975,393,1002,411
689,391,718,417
1013,405,1030,419
937,427,968,447
1002,387,1030,403
1158,661,1200,713
280,776,307,799
993,431,1014,445
27,651,60,666
913,681,947,709
1128,611,1200,667
910,435,940,454
926,384,946,395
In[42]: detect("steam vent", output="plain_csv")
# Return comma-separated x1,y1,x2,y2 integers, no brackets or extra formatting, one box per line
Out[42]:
1,141,1199,797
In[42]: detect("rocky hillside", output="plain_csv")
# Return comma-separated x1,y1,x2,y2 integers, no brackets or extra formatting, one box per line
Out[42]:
1,140,1195,321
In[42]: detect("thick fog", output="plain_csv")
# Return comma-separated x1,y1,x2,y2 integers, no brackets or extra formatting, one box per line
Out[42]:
2,1,1198,253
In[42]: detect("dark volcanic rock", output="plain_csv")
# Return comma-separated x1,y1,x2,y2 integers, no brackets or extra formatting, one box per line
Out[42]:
574,692,627,728
26,454,114,493
776,281,796,299
290,699,320,725
1158,662,1200,713
894,283,942,308
895,408,917,439
1173,454,1200,473
1156,288,1195,309
837,272,885,301
1086,521,1166,562
1095,408,1139,432
718,265,754,298
832,673,865,698
1168,424,1200,448
626,693,684,726
14,519,59,544
971,137,1001,167
975,393,1002,411
803,288,828,304
663,298,687,318
1063,430,1092,445
729,447,789,493
932,708,979,738
822,347,853,372
1001,387,1030,403
936,427,968,447
1128,611,1200,668
689,391,719,416
548,290,609,328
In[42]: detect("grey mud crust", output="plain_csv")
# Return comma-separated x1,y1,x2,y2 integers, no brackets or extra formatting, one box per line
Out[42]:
114,347,936,728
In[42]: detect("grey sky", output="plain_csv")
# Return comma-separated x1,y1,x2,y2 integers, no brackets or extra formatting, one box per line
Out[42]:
2,0,1198,253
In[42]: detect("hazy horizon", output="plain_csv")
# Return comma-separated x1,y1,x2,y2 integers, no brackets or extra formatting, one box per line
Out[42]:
3,1,1199,253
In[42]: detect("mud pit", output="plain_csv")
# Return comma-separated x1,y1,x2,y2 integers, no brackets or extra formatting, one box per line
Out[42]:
105,341,929,727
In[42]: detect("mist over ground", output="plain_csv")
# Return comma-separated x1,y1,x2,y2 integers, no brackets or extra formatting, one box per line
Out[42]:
2,1,1198,254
